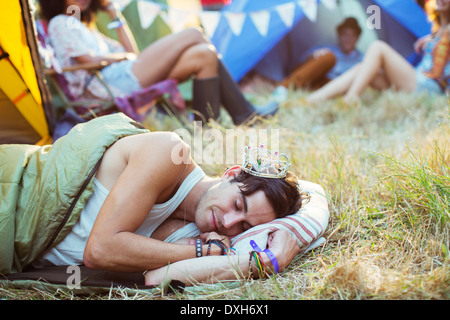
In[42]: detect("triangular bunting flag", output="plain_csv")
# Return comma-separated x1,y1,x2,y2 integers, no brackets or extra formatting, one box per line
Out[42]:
249,10,271,37
115,0,132,11
320,0,337,10
167,8,195,33
137,1,161,29
298,0,318,22
158,9,172,28
199,11,221,38
275,2,296,28
224,11,246,36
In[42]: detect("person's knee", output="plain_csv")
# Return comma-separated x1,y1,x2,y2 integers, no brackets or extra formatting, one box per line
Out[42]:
191,43,218,66
317,51,336,69
369,40,389,54
179,43,218,78
182,27,208,45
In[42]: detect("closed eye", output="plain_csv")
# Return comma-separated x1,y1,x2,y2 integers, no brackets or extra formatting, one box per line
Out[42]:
239,192,248,213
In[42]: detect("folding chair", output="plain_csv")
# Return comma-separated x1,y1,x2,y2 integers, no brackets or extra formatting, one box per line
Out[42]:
35,20,188,125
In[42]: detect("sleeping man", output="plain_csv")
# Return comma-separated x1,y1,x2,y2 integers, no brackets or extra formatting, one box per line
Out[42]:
1,113,329,285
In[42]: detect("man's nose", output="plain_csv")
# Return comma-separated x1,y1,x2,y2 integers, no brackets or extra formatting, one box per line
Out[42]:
222,211,244,228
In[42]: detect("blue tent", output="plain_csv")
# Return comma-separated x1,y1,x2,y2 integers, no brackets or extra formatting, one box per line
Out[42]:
211,0,432,82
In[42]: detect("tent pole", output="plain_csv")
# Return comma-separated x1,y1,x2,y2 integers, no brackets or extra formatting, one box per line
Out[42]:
19,0,55,136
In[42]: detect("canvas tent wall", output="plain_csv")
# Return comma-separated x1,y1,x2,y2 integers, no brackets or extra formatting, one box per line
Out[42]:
0,0,53,145
210,0,432,82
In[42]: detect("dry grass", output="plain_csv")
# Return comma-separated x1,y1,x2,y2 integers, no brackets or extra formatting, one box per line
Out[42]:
1,87,449,300
155,87,449,300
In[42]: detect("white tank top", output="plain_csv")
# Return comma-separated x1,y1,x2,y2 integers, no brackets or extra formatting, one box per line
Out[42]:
33,166,205,267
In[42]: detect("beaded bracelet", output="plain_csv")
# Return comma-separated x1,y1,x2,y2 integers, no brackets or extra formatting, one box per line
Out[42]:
249,240,279,274
195,238,202,258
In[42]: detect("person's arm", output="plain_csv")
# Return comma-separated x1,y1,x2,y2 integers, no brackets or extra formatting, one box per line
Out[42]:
72,2,139,66
144,229,300,286
72,52,135,65
102,1,139,54
83,133,202,272
414,34,432,53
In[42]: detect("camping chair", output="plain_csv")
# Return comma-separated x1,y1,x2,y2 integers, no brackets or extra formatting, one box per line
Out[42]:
35,20,188,126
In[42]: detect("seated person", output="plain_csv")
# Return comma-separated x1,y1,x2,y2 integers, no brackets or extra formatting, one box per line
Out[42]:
282,17,363,90
38,0,277,124
306,0,449,104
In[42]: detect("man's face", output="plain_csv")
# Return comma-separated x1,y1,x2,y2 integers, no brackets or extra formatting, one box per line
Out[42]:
194,178,276,237
338,28,359,54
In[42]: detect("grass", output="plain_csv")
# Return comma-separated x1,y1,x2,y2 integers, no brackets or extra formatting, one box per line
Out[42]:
1,87,449,300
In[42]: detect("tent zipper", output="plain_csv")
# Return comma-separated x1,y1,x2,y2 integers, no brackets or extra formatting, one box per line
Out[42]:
45,156,103,251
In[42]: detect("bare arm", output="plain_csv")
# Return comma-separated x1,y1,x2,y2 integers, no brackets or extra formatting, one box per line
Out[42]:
73,52,136,65
84,132,198,272
73,2,138,66
144,229,300,286
103,1,139,54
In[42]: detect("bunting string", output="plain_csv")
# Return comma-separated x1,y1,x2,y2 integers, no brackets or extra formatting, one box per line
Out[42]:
114,0,337,37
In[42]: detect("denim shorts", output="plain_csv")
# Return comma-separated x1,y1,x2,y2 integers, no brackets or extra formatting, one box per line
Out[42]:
415,70,442,95
101,59,143,96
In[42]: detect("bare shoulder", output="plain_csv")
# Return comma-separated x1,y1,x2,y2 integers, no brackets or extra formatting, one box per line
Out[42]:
97,132,193,191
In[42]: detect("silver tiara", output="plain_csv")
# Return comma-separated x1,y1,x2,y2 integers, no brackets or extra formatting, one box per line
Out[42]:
241,145,290,179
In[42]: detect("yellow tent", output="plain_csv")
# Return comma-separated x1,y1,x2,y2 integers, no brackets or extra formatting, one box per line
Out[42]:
0,0,53,145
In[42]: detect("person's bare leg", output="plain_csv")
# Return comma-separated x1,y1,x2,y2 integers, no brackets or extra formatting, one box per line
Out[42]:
306,64,361,103
281,52,336,89
166,43,218,81
344,40,416,102
307,41,417,104
131,28,217,87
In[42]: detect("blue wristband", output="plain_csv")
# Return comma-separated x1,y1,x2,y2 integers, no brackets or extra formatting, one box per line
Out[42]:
107,18,126,29
249,240,279,273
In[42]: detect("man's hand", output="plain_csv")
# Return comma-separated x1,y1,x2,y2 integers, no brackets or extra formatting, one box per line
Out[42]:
266,229,300,272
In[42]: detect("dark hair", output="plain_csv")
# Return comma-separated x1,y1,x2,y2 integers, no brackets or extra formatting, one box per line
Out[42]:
425,0,450,34
336,17,362,37
231,170,306,219
38,0,108,24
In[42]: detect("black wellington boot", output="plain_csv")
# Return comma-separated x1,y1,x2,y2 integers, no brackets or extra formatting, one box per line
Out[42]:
192,76,221,123
218,59,278,125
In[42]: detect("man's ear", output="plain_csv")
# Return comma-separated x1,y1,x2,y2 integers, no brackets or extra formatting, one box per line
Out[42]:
221,165,242,181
